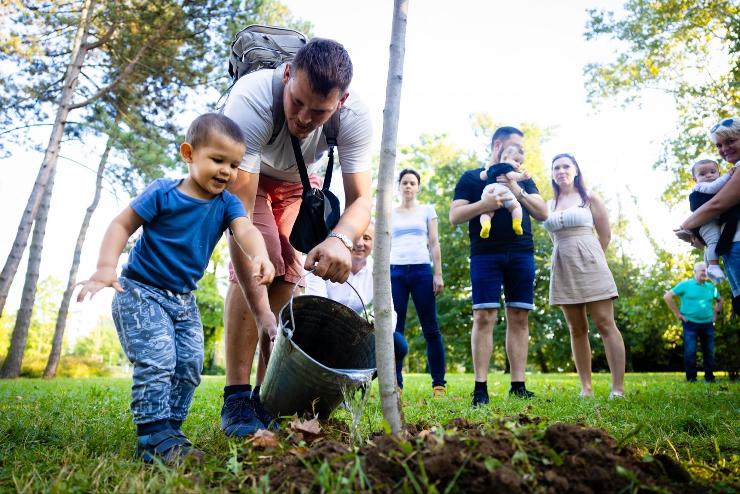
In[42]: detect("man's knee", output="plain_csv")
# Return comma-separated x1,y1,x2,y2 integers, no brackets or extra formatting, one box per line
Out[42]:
505,307,529,330
473,308,498,329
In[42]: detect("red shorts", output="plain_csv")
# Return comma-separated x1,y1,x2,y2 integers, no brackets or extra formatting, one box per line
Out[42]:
228,173,321,287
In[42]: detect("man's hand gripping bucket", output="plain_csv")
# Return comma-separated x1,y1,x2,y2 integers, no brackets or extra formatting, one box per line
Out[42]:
259,275,376,419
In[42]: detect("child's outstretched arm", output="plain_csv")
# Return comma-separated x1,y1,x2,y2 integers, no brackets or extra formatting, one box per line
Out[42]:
230,217,275,286
77,207,143,301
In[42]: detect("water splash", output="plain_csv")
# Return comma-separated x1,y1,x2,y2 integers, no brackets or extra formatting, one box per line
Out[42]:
336,369,374,446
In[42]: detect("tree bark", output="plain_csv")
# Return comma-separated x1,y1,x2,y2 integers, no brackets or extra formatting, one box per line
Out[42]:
0,0,95,318
0,168,57,378
43,138,112,378
373,0,409,435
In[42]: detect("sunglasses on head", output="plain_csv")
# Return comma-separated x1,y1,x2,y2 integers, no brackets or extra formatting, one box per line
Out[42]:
710,118,735,133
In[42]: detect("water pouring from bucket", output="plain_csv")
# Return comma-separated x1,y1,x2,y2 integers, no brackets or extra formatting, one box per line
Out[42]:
259,279,376,420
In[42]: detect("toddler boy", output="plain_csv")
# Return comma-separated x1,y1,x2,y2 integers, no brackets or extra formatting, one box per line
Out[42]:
77,113,275,463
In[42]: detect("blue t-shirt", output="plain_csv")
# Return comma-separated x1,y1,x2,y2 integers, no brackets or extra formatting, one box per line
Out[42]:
122,178,246,293
453,168,540,255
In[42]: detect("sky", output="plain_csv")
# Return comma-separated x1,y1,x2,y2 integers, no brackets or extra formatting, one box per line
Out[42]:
0,0,711,332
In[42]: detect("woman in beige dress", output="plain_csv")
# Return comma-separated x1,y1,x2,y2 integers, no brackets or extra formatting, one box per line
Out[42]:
544,153,625,398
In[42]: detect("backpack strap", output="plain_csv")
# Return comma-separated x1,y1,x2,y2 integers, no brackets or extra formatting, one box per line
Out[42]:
269,65,286,145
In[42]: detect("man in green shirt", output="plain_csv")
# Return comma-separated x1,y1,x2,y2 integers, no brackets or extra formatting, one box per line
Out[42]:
663,262,723,382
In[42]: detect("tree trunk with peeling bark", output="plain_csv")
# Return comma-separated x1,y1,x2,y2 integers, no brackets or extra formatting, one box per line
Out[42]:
0,168,57,378
0,0,95,319
43,139,112,378
373,0,409,435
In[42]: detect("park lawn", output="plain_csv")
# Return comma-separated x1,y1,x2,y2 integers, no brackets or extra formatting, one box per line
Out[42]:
0,372,737,492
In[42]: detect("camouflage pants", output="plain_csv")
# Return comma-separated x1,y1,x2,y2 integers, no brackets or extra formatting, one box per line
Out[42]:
112,277,203,425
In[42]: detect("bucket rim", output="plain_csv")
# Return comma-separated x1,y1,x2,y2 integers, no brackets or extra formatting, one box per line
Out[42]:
278,328,376,379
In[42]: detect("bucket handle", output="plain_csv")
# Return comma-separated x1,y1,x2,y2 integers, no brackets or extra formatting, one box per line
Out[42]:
286,269,370,339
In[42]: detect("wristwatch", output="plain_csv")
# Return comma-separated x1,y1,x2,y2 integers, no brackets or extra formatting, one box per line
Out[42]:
518,188,529,200
328,231,353,251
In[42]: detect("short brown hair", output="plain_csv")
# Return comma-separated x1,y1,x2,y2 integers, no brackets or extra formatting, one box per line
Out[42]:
292,38,353,96
185,113,244,150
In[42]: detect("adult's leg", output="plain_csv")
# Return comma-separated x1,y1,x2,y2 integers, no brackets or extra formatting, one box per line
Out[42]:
472,308,498,382
225,237,273,386
391,265,411,388
501,252,535,386
681,321,698,381
408,264,446,387
560,303,592,395
587,299,626,394
698,322,715,381
504,307,529,382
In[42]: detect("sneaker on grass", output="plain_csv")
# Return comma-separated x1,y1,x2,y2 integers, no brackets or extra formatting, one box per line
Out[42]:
509,387,535,399
137,429,203,464
221,390,265,437
471,389,489,407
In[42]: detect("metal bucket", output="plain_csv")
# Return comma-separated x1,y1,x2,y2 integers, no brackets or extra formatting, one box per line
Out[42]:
259,288,376,419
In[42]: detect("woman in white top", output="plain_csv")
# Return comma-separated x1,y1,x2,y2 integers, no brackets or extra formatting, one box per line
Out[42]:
544,154,625,398
391,169,446,396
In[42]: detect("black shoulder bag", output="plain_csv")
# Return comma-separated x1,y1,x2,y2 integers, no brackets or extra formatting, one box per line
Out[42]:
288,133,341,253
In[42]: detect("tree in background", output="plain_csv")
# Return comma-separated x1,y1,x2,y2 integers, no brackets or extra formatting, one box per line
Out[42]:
197,242,228,374
584,0,739,203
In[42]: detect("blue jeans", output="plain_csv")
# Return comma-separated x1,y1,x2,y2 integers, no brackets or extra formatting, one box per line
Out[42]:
391,264,446,388
722,241,740,297
681,320,715,381
112,277,204,425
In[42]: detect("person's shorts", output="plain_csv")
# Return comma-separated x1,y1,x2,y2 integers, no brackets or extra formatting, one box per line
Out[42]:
470,251,535,310
228,173,321,287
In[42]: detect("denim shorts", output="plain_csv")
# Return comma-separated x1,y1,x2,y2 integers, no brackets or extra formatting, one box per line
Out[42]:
470,251,535,310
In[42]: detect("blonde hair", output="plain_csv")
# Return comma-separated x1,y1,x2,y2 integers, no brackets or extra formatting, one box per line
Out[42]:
709,116,740,143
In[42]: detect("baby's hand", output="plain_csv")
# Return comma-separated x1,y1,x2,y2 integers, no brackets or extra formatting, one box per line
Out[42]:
251,255,275,286
76,268,122,302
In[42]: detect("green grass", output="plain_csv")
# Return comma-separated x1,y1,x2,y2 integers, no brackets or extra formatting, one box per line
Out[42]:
1,373,737,492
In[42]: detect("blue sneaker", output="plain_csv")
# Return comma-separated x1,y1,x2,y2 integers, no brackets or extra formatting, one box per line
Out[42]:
137,429,203,464
220,390,265,437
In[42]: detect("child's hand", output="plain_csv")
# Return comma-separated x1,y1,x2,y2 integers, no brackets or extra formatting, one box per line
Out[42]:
251,255,275,286
521,170,531,180
76,268,122,302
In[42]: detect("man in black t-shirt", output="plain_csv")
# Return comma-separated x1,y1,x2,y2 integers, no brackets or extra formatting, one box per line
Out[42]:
450,126,548,407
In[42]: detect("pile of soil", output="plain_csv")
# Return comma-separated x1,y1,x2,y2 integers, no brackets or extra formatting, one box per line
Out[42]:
248,416,714,493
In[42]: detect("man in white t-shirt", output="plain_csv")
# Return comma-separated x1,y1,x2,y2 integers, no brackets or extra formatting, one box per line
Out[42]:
220,39,373,436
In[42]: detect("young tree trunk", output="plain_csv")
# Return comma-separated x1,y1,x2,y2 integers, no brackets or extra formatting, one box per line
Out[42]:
43,139,111,378
373,0,409,435
0,168,57,378
0,0,95,319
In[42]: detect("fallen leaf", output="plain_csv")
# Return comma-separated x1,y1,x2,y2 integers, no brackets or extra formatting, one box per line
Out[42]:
289,417,322,436
289,447,309,456
251,429,279,449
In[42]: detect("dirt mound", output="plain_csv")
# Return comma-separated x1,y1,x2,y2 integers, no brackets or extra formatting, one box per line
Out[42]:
249,416,714,493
